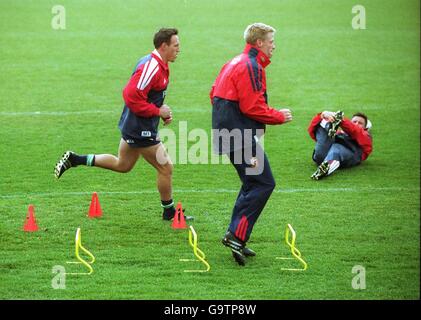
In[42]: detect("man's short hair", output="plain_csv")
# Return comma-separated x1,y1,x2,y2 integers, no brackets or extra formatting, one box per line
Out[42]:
153,28,178,49
352,112,368,128
244,23,276,45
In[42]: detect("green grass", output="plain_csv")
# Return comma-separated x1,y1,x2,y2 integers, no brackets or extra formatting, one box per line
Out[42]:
0,0,419,299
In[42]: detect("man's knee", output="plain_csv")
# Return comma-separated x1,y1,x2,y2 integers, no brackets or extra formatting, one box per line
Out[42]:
259,174,276,196
117,164,134,173
113,157,137,173
313,147,329,164
312,152,324,165
267,178,276,193
259,159,276,193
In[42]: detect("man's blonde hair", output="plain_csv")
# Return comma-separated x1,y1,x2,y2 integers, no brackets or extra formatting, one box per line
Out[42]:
244,23,276,45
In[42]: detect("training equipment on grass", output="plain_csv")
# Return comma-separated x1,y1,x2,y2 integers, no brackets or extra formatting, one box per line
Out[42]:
66,227,95,275
179,225,211,272
276,224,308,271
171,202,187,229
88,192,102,218
23,204,39,232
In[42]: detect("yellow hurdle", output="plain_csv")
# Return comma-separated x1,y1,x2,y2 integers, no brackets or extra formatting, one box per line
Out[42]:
276,224,308,271
179,225,211,272
66,227,95,275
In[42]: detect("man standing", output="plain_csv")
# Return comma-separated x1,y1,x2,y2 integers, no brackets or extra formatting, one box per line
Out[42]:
54,28,189,221
308,110,373,180
210,23,292,266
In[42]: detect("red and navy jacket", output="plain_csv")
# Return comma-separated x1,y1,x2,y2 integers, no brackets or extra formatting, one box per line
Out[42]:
118,50,169,140
308,113,373,161
210,44,286,153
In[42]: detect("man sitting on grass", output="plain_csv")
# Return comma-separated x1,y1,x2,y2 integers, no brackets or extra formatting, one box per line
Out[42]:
308,110,373,180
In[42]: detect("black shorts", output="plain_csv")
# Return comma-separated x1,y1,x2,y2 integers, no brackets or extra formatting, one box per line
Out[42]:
122,134,161,148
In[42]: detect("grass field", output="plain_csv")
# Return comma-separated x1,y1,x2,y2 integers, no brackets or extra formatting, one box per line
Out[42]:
0,0,419,300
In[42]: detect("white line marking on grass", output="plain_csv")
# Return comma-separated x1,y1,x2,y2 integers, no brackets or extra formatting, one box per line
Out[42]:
0,187,418,199
0,109,207,116
0,110,117,116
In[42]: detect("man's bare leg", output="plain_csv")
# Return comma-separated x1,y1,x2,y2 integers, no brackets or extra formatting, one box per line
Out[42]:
54,138,142,178
138,143,193,221
139,143,173,201
137,142,177,220
94,139,143,173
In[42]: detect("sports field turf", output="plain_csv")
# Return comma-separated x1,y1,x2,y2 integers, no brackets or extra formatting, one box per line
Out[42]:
0,0,419,300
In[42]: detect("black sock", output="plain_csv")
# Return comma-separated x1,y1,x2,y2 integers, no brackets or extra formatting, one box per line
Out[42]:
161,199,175,218
70,154,95,166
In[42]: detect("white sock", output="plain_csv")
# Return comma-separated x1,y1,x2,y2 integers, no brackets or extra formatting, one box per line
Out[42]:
327,160,340,175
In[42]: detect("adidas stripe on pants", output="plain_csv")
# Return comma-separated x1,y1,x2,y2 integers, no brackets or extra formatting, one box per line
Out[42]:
228,145,276,243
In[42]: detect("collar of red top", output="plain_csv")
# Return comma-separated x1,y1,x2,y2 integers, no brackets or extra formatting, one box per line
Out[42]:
243,44,271,68
152,49,169,71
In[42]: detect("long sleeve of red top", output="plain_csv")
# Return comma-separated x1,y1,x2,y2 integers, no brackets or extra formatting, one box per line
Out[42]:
308,113,323,141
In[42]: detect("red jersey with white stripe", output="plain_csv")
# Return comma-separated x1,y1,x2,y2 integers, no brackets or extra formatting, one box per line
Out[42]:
122,50,169,117
118,50,169,141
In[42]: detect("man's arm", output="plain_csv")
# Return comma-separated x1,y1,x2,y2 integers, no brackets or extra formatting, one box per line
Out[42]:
308,113,323,141
122,64,162,118
340,118,373,160
307,111,338,140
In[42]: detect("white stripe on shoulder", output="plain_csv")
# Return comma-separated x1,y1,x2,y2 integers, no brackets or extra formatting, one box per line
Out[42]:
136,59,150,89
137,58,159,90
140,65,159,90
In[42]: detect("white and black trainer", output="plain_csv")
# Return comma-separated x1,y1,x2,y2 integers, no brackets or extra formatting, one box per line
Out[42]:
311,160,340,180
54,151,75,179
222,231,247,266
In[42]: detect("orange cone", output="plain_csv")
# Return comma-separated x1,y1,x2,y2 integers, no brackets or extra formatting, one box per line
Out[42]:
171,202,187,229
23,204,39,232
88,192,102,218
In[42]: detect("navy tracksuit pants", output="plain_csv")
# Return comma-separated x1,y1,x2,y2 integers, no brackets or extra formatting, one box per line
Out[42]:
228,145,276,243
